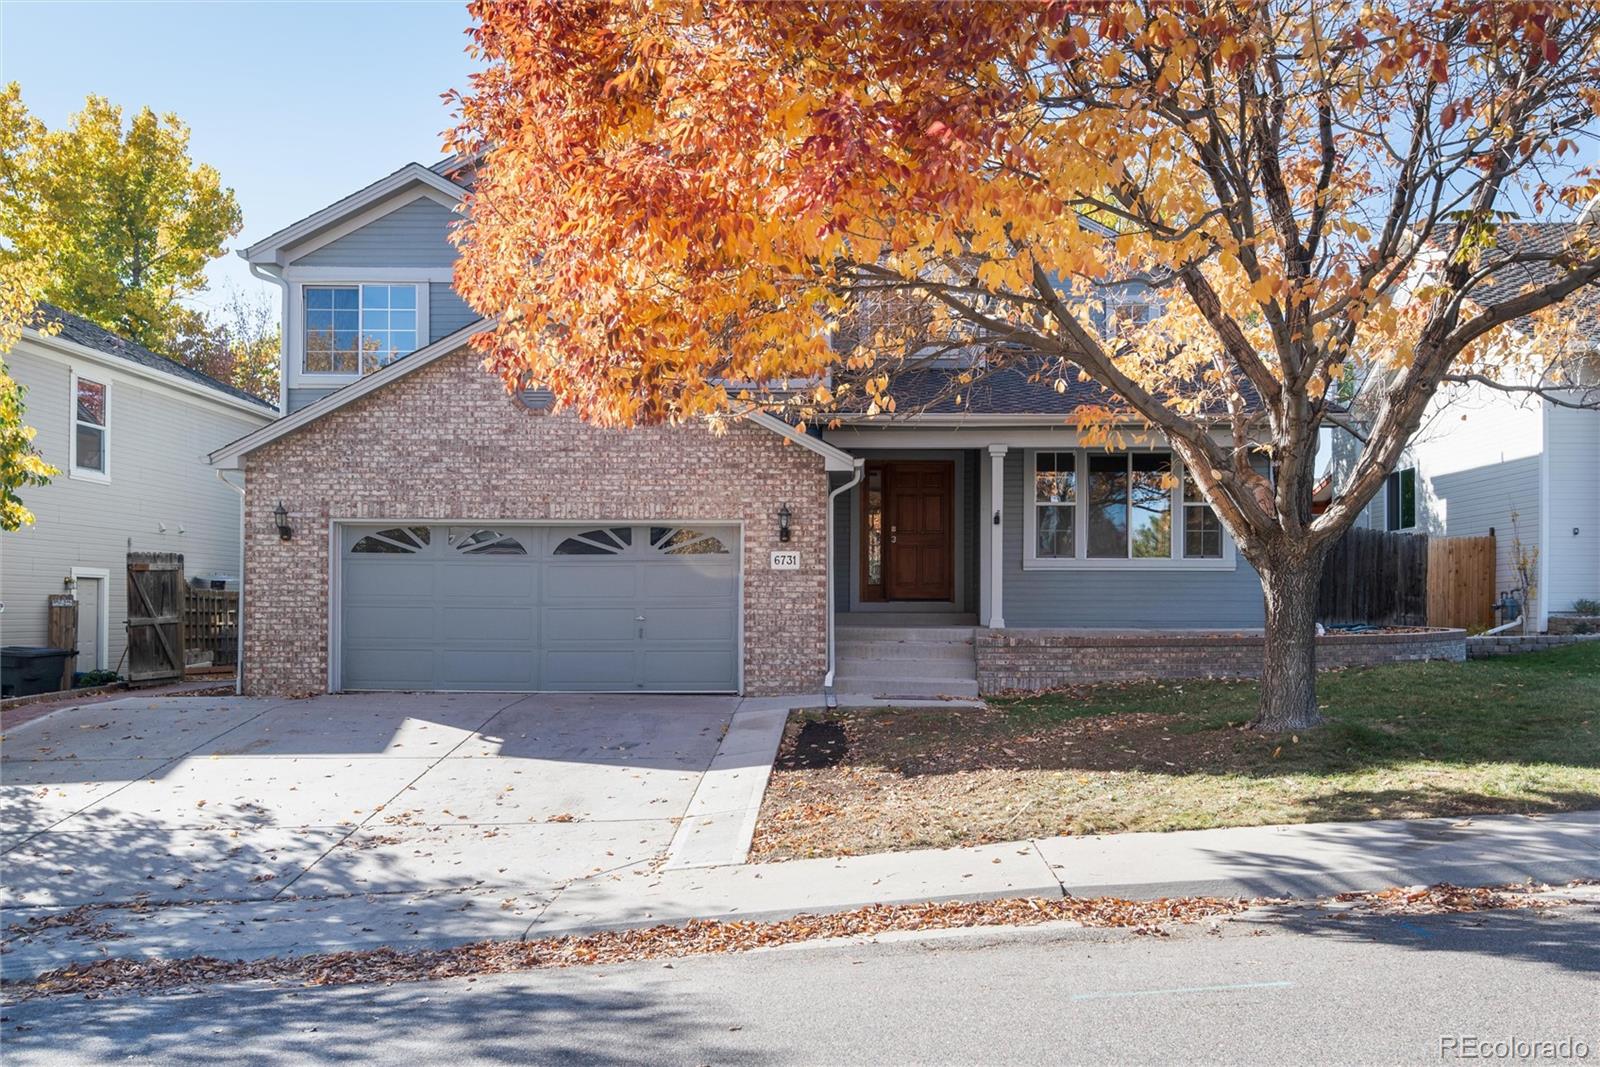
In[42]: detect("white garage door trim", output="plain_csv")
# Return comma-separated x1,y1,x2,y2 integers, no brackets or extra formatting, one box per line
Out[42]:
328,517,745,694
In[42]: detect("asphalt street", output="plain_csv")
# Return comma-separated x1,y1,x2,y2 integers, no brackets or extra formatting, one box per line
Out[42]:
4,905,1596,1066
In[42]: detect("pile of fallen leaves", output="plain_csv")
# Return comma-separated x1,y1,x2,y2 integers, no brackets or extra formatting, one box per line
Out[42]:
5,881,1587,1004
1330,882,1579,914
3,894,1252,1003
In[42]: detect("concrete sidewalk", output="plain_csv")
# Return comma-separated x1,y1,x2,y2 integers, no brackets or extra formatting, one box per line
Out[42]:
4,810,1595,980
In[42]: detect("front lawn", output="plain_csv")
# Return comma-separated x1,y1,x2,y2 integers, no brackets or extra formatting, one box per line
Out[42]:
750,643,1600,861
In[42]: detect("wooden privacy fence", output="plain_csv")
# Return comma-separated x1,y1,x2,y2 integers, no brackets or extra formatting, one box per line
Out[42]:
1427,534,1496,630
183,587,239,667
1317,527,1429,626
1317,528,1496,629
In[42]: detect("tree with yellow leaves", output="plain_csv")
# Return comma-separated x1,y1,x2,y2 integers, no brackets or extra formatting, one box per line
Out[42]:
448,0,1600,730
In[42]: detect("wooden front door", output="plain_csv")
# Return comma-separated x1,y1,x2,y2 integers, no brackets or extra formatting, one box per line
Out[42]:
884,461,954,601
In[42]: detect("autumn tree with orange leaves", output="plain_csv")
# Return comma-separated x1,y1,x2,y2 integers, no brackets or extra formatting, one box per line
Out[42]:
448,0,1600,731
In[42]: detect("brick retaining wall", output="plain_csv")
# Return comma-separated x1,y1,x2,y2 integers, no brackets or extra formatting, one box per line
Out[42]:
1466,633,1600,658
976,628,1467,694
1546,614,1600,636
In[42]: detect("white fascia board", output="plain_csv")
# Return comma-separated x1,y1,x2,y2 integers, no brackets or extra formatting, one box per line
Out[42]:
239,163,464,267
209,318,494,468
744,411,857,472
23,329,277,421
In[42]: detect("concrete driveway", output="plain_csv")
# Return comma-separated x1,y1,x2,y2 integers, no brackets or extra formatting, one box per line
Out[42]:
1,692,740,915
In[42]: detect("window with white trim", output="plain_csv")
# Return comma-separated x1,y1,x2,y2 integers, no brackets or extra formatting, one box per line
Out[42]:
1033,451,1077,558
1027,449,1230,566
72,376,108,476
1182,473,1224,559
304,284,419,374
1385,467,1417,531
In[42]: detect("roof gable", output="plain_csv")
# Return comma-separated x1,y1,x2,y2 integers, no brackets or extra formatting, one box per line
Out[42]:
240,163,465,268
29,304,276,413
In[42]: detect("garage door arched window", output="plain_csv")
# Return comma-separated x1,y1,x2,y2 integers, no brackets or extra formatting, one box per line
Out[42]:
449,528,528,555
650,527,730,556
351,527,430,554
553,527,632,556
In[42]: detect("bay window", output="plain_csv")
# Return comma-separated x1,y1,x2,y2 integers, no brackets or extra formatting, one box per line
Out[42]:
1027,449,1229,566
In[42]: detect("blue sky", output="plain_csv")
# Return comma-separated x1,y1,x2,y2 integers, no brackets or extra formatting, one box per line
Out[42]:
1,0,476,312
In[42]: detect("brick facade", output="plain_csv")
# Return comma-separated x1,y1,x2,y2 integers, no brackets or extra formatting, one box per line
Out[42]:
976,628,1467,693
240,348,830,697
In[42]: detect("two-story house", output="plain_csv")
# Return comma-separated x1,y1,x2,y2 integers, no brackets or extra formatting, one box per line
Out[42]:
2,307,276,677
211,158,1464,703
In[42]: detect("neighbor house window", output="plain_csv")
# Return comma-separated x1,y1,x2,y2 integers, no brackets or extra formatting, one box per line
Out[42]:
1183,473,1223,559
1028,450,1229,565
72,376,108,476
304,284,418,374
1385,467,1417,531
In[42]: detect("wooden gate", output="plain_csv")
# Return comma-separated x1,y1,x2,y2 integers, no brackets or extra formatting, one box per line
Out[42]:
1427,534,1496,630
1317,527,1429,626
126,552,185,683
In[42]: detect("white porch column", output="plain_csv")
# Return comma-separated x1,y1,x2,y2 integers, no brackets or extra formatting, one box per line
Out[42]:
986,444,1008,628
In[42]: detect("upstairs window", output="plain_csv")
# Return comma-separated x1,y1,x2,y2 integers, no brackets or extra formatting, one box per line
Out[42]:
72,375,108,477
1385,467,1417,531
304,284,418,374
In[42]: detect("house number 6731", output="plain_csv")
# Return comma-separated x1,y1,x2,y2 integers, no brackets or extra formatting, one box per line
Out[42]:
770,550,801,570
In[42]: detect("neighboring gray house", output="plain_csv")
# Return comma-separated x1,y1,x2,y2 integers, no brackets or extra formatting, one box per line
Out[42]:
215,158,1271,701
1333,221,1600,631
1,307,276,675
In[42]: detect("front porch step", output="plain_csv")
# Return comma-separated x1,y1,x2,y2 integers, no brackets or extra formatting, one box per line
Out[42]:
831,675,982,700
836,625,978,644
836,612,978,627
836,656,976,681
834,637,977,661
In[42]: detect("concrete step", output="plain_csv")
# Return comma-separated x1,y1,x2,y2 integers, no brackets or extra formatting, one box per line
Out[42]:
835,638,978,661
836,656,976,681
831,675,981,700
836,612,978,627
836,625,977,644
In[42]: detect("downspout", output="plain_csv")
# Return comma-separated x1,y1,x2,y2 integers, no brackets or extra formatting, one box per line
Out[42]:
823,458,866,708
248,261,289,415
216,469,247,695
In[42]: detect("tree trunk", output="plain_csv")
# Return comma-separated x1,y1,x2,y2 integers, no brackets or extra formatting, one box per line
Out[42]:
1252,552,1326,732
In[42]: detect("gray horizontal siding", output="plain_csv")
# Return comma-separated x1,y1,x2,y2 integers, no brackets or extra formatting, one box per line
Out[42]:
287,386,342,414
294,197,458,268
1,344,269,671
1544,404,1599,612
1000,451,1265,628
429,284,478,342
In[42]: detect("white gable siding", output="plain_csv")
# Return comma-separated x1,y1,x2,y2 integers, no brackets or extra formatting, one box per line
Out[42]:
1544,400,1600,616
1,342,269,673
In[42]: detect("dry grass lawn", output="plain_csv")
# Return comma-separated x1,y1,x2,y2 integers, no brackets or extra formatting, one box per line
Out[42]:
750,643,1600,861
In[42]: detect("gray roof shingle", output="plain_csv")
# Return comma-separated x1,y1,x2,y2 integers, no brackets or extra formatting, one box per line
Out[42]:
32,304,277,411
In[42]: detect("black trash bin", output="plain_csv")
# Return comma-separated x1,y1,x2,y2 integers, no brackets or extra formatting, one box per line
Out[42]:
1,646,76,698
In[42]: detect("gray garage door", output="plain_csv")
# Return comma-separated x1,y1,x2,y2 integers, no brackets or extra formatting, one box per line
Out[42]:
339,524,739,692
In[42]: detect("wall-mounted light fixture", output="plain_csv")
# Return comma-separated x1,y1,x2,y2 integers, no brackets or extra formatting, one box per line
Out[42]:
62,575,78,596
993,509,1002,526
777,502,793,543
273,501,293,542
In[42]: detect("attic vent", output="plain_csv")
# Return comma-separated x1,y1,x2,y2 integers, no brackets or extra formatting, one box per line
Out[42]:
514,385,556,414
